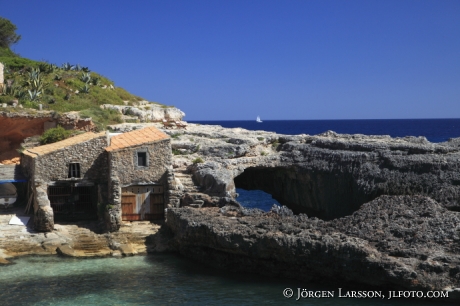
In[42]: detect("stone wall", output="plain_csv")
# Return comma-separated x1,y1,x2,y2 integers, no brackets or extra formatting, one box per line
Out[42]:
21,135,109,231
20,152,35,184
33,136,108,182
108,139,171,186
34,186,54,231
105,177,122,231
105,139,172,231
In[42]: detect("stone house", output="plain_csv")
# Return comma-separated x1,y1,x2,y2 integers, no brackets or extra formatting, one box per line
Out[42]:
21,126,172,232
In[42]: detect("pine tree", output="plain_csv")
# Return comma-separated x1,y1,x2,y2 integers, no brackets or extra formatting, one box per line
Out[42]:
0,17,21,49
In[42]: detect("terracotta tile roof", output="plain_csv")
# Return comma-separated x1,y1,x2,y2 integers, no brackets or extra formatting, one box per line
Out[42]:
23,132,106,158
105,126,169,152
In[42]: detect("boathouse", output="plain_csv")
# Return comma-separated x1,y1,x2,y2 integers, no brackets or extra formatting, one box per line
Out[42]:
20,126,172,232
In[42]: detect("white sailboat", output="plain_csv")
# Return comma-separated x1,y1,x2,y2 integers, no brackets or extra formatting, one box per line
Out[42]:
256,115,262,123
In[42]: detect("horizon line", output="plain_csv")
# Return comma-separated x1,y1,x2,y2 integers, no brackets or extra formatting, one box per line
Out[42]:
187,117,460,121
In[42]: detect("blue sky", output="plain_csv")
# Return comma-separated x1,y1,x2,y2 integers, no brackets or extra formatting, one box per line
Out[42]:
2,0,459,120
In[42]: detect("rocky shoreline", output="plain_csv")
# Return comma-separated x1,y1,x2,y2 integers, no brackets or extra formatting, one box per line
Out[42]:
0,207,170,263
160,123,460,298
167,198,460,297
1,122,460,299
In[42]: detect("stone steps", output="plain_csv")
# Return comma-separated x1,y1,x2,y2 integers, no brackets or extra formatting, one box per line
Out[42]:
174,170,202,192
66,227,111,256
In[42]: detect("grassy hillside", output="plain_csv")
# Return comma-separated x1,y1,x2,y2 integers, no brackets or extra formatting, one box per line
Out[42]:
0,47,166,130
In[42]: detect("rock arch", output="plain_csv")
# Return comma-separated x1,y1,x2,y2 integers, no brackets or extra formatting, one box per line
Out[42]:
233,166,378,219
190,132,460,219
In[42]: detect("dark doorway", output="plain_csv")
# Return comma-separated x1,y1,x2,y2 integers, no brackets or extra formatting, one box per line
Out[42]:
48,185,97,221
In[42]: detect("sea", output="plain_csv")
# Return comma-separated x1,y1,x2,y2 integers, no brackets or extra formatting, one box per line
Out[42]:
189,118,460,143
1,119,459,306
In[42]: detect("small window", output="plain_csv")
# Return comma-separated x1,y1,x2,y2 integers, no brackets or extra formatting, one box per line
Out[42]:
68,163,81,178
137,152,147,167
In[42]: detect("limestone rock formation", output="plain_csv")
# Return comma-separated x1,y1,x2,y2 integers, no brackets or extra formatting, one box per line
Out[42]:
101,103,185,122
135,122,460,294
167,195,460,293
152,125,460,220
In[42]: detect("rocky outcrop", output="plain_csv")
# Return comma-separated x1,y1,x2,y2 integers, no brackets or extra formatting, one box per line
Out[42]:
190,161,236,197
101,103,185,122
150,125,460,220
167,195,460,293
145,123,460,294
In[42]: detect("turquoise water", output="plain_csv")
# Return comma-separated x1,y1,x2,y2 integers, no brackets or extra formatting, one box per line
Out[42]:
0,255,452,306
0,190,454,305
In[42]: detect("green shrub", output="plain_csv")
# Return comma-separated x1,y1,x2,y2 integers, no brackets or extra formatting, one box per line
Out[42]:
39,126,72,145
261,151,267,156
257,137,264,141
192,157,204,164
171,133,181,139
0,56,40,70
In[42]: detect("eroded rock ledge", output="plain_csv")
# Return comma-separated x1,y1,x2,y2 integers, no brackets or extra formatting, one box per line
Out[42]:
167,195,460,295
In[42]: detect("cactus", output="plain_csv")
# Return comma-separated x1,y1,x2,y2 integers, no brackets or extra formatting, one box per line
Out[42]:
80,84,90,93
61,62,75,71
38,63,58,73
80,72,91,83
28,89,42,101
27,68,40,81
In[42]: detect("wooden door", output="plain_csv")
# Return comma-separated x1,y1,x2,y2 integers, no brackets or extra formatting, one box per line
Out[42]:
121,194,137,221
121,185,164,221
